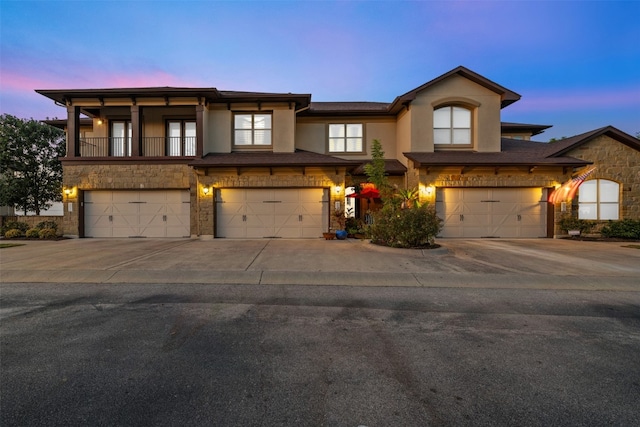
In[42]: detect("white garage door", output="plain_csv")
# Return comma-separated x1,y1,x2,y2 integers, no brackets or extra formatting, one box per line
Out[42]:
436,188,547,238
85,190,190,238
217,188,328,238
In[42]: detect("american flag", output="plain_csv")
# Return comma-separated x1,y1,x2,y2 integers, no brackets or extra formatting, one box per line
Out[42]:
548,167,597,204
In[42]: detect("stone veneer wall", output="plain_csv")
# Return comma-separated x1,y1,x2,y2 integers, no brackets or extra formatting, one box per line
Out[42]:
197,167,348,236
62,164,194,237
564,135,640,221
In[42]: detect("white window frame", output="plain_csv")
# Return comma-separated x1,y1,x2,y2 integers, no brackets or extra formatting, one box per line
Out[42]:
234,113,272,147
578,179,620,220
167,120,196,156
433,106,472,146
328,123,364,153
110,121,132,157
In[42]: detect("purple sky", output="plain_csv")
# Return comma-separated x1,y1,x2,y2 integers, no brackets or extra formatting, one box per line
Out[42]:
1,0,638,141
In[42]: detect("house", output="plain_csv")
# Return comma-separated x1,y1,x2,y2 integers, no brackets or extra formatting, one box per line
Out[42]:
36,66,640,239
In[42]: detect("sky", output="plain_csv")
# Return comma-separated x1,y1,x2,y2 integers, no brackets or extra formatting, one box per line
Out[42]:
1,0,638,141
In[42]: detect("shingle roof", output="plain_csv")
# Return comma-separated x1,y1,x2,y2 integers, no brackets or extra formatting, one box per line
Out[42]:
189,150,360,168
404,138,591,167
351,160,407,175
303,102,392,116
541,126,640,156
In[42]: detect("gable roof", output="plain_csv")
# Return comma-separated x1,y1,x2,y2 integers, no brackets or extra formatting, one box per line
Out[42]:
389,66,521,113
542,126,640,157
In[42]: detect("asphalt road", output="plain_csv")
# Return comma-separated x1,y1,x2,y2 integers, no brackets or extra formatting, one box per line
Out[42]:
2,282,639,427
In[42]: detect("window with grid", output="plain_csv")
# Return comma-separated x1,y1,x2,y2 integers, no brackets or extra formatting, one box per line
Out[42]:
234,114,272,146
434,106,471,145
578,179,619,220
329,124,363,153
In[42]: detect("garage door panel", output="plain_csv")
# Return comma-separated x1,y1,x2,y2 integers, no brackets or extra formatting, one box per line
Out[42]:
217,188,326,238
437,188,546,238
85,191,190,238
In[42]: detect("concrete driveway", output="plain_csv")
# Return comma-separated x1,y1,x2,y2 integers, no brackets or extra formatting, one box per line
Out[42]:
2,238,639,290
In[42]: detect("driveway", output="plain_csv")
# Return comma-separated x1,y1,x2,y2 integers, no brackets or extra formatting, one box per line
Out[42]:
1,238,639,290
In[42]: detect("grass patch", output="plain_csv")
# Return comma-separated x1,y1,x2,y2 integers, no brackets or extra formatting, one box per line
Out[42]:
0,243,26,249
621,244,640,249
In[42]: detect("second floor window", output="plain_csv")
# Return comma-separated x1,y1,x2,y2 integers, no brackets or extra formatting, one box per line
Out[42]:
168,120,196,156
434,106,471,145
234,114,272,146
111,121,131,157
329,124,363,153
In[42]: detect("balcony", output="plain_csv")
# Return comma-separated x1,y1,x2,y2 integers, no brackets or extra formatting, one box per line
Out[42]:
78,137,197,157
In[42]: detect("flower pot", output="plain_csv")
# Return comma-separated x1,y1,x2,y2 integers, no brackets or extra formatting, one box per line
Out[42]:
335,230,348,240
323,232,336,240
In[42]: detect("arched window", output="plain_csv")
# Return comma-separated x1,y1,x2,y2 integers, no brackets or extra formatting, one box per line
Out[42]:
578,179,619,220
434,106,471,145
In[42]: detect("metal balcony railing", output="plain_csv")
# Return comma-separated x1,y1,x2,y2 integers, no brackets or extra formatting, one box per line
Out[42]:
78,137,196,157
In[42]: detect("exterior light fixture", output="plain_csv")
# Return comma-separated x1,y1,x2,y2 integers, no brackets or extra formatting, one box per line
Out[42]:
64,188,71,196
97,118,103,125
202,187,210,195
335,185,342,194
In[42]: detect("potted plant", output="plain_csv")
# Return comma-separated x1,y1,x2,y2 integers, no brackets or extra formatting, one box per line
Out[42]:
558,214,592,236
334,209,348,240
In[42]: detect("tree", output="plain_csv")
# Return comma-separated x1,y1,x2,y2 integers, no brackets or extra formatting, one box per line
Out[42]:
363,139,390,198
0,115,65,214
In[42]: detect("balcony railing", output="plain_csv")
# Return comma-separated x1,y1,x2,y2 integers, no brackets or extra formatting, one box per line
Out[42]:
79,137,196,157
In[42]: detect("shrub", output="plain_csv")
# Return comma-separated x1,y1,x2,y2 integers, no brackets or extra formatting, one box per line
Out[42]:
558,215,594,233
1,221,29,235
35,220,58,231
369,204,442,248
600,219,640,240
38,228,58,239
4,229,23,239
25,228,41,238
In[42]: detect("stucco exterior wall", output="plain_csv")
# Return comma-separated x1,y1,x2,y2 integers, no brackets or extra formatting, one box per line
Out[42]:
565,135,640,220
409,75,502,153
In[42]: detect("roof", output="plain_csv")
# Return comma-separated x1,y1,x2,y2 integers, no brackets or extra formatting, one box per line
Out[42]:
303,102,392,116
36,87,311,109
541,126,640,156
501,122,552,136
389,66,521,113
189,150,360,168
351,160,407,175
404,138,591,168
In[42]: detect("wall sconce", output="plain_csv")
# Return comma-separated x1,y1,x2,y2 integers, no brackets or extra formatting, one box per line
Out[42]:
202,187,210,195
64,188,71,196
425,186,434,196
334,185,342,194
97,118,103,125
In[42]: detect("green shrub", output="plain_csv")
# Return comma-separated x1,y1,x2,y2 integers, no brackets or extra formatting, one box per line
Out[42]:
38,228,58,239
1,221,29,235
601,219,640,239
35,220,58,231
558,215,594,233
26,228,41,238
369,204,442,248
4,229,23,239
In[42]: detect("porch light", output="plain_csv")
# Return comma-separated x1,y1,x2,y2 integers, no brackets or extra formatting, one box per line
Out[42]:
202,187,210,195
335,185,342,194
97,118,103,125
64,188,71,195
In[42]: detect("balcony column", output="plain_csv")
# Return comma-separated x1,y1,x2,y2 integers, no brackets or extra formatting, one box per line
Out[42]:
196,105,204,157
66,105,80,157
131,105,141,157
